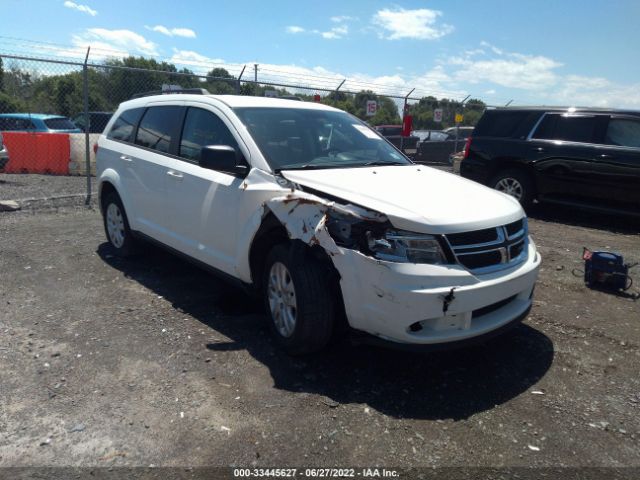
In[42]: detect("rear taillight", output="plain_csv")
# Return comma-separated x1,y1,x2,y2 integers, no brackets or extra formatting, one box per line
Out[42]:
463,136,472,159
93,143,98,155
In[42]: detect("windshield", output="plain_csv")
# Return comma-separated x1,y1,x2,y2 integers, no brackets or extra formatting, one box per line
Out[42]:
234,107,412,171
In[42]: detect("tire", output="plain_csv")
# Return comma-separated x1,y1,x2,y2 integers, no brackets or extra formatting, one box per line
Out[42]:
490,169,535,209
262,243,335,355
102,192,137,257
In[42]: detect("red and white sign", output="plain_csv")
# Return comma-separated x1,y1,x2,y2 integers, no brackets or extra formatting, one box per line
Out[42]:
366,100,377,117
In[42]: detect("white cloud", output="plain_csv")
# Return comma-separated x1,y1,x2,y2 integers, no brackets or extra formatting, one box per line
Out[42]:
321,25,348,40
147,25,196,38
169,49,226,71
63,1,97,16
285,25,305,34
449,49,562,90
372,8,453,40
330,15,354,23
71,28,159,57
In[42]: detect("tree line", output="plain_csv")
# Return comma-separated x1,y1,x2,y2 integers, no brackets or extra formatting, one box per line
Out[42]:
0,55,485,129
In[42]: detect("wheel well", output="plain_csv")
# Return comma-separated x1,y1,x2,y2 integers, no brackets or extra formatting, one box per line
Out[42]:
248,212,347,329
99,182,117,214
490,162,537,195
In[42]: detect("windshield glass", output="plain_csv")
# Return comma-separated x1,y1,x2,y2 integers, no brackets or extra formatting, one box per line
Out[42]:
234,107,412,171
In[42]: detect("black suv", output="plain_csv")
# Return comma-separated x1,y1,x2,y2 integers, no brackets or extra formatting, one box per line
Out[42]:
460,107,640,215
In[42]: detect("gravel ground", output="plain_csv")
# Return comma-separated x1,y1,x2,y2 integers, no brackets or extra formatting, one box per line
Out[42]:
0,173,96,201
0,203,639,473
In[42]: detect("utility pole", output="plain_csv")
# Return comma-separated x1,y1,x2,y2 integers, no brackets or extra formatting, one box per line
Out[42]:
254,63,259,96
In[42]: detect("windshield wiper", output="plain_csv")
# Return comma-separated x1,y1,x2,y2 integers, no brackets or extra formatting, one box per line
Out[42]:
360,160,407,167
277,163,337,171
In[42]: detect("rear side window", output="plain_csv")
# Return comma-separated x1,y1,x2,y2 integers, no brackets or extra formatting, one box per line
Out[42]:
604,118,640,148
473,111,530,138
135,106,182,153
0,117,35,130
533,114,596,143
179,107,239,161
44,117,76,130
385,127,402,136
107,108,144,142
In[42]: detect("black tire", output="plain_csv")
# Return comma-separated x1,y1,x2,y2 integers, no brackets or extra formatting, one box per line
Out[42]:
102,192,137,257
489,169,535,209
262,243,335,355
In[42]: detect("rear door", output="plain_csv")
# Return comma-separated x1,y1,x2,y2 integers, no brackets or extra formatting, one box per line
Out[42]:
527,113,607,202
164,104,248,275
130,104,184,243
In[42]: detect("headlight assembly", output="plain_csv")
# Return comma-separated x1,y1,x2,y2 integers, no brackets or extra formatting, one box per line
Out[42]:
365,230,448,264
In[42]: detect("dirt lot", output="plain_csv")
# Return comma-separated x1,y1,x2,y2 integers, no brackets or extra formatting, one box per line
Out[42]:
0,200,639,472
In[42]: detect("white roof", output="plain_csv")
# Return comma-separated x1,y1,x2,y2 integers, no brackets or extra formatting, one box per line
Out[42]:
120,93,339,111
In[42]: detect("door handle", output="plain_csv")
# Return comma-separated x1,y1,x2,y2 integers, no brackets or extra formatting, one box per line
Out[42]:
598,154,615,160
167,170,184,179
120,155,133,162
533,147,545,153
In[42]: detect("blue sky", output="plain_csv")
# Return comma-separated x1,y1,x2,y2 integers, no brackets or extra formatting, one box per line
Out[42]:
2,0,639,106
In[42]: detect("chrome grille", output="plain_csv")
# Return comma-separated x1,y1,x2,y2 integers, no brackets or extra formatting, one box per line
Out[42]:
445,218,528,273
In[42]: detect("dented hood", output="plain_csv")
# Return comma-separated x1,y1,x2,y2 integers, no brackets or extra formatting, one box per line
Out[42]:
281,165,524,234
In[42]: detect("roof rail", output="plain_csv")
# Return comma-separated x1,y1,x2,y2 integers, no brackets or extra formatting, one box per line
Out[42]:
130,87,210,99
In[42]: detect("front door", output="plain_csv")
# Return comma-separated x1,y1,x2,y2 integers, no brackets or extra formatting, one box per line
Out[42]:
164,106,247,276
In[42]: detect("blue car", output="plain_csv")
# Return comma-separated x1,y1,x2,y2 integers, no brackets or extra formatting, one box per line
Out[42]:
0,113,81,133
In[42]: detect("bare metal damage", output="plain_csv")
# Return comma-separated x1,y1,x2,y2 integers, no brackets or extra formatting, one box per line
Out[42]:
264,191,387,255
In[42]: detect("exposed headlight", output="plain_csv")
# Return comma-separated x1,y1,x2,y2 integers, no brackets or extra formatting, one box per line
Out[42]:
366,230,448,264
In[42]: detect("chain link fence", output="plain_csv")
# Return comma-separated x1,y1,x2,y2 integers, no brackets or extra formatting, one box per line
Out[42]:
0,52,489,202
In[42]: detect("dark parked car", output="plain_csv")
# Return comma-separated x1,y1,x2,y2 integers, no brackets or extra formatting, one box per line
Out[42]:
414,126,474,163
0,132,8,170
0,113,81,133
71,111,113,134
460,107,640,215
374,124,419,151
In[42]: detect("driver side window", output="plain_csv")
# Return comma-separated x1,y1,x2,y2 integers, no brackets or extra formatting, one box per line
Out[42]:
179,107,239,162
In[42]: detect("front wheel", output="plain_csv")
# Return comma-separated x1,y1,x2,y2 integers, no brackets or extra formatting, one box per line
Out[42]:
263,243,335,355
490,169,535,208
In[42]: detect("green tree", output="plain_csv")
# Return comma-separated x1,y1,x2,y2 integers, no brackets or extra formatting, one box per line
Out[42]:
0,91,23,113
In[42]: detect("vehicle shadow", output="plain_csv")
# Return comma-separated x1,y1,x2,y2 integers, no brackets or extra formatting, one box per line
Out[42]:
528,202,640,234
98,243,554,421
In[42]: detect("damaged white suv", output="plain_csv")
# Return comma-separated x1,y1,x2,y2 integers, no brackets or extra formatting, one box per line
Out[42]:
97,92,541,354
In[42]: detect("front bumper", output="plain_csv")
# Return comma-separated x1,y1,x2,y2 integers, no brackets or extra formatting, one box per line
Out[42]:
332,241,541,345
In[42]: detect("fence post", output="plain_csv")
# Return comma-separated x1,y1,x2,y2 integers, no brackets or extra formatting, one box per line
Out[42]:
400,88,415,153
83,47,91,206
237,65,246,95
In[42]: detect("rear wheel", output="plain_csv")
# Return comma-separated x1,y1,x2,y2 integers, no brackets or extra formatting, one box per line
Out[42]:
102,192,137,257
263,243,335,355
490,169,535,208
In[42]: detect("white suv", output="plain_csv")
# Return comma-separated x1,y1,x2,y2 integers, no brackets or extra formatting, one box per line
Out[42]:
97,92,541,354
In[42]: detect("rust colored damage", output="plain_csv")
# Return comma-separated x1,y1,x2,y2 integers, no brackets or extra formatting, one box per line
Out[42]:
265,191,387,255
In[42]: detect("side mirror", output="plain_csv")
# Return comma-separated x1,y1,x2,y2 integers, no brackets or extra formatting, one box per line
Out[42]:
199,145,249,176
